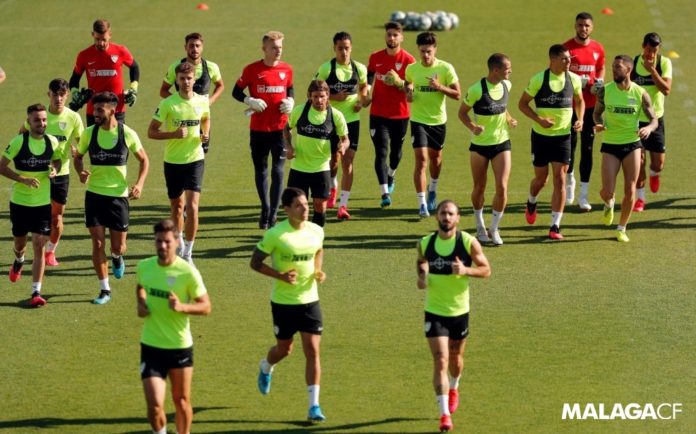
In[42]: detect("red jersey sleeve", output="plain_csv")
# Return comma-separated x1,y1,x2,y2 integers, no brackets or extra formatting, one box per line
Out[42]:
120,45,134,67
73,50,86,74
236,64,251,89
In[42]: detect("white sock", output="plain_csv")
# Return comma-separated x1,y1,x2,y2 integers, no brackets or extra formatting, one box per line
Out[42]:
473,208,485,229
566,172,575,182
636,188,646,200
339,190,350,207
617,225,626,232
580,182,589,197
417,192,426,207
46,241,57,253
331,177,338,188
428,178,439,192
380,184,389,195
650,169,658,177
605,198,615,209
112,254,121,260
178,233,185,249
16,255,25,263
183,240,194,257
437,394,450,416
308,384,320,408
32,282,42,293
449,375,461,390
153,427,166,434
260,359,274,374
99,278,110,292
388,168,396,178
491,210,504,232
551,211,563,227
528,194,537,204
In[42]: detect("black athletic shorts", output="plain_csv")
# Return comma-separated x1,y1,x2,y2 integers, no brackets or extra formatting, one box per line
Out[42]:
250,130,286,159
271,301,323,340
469,140,512,160
140,343,194,379
411,121,446,150
9,202,51,237
50,174,70,205
287,169,331,199
331,120,360,153
424,311,469,340
639,117,665,153
84,190,129,231
164,160,205,199
601,141,643,161
369,115,409,146
530,130,571,167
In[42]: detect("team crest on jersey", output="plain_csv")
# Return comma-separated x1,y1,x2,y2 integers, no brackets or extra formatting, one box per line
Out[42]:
167,276,177,287
593,52,599,61
279,72,286,80
194,107,202,116
58,122,67,130
110,55,118,63
395,62,403,71
628,97,637,105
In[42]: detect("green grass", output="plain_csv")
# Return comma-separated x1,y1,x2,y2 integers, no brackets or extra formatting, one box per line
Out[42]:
1,1,695,433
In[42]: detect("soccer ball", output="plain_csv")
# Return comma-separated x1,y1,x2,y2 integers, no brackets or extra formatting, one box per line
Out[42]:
405,11,420,30
390,10,406,25
433,14,452,31
418,14,433,30
448,12,460,29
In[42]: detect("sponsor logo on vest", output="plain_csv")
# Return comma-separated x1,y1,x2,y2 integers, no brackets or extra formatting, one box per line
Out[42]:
539,94,572,105
562,403,682,420
609,106,637,114
418,85,438,93
93,149,125,162
19,156,51,168
148,287,170,299
634,76,652,86
89,69,118,77
480,102,506,113
329,82,357,93
430,256,450,270
300,124,331,136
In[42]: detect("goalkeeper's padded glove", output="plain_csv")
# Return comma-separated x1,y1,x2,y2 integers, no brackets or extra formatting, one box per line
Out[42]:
279,97,294,114
244,96,267,112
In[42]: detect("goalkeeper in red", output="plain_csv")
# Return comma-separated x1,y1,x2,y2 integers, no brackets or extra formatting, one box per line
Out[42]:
69,19,140,126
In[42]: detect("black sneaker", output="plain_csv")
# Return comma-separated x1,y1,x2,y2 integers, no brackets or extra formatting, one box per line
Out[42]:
268,211,277,228
259,209,269,230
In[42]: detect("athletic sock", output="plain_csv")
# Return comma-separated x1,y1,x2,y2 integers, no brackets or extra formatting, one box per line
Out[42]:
605,198,615,209
153,427,167,434
428,178,439,193
617,225,626,232
331,177,338,188
449,375,461,390
580,182,589,197
308,384,320,408
528,194,537,204
650,169,659,177
437,394,450,416
99,278,111,292
32,282,42,294
380,184,389,195
636,187,646,201
490,210,504,232
551,211,563,227
183,240,195,257
416,192,426,207
260,359,274,374
46,241,57,253
339,190,350,208
473,208,485,229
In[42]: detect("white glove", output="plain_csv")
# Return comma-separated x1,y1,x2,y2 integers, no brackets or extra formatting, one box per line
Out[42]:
244,96,267,113
590,78,604,95
279,97,295,114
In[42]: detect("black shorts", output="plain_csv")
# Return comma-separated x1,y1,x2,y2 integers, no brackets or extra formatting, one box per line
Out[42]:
639,117,666,153
369,116,409,146
250,129,286,159
287,169,331,199
271,301,323,340
424,311,469,340
50,174,70,205
469,140,512,160
601,141,643,161
331,120,360,153
84,190,129,231
140,343,194,380
530,130,571,167
411,121,446,150
9,202,51,237
164,160,205,199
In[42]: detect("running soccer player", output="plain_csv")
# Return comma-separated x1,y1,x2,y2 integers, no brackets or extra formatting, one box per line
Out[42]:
160,32,224,154
233,31,294,229
74,91,149,305
564,12,605,210
405,32,461,218
137,219,211,434
250,187,328,422
284,80,349,227
458,53,517,245
366,21,416,208
416,200,491,433
0,104,61,307
19,79,84,266
632,32,672,212
314,31,369,220
594,55,657,242
518,44,584,240
70,19,140,126
149,62,210,265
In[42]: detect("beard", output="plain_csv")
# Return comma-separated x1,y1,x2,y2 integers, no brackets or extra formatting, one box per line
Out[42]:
614,75,627,83
438,221,454,232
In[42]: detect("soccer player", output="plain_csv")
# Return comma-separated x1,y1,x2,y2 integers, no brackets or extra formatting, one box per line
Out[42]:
159,32,224,154
149,62,210,265
366,21,416,208
594,55,658,242
69,19,140,126
233,31,294,229
416,200,491,433
137,219,211,434
284,80,348,227
405,32,460,218
0,104,61,307
19,79,84,266
632,32,672,212
0,66,5,84
250,187,327,422
564,12,605,210
518,44,584,240
458,53,517,245
74,91,149,304
314,31,369,220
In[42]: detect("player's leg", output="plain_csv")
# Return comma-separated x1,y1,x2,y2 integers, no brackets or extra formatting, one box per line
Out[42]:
250,131,272,227
469,150,490,241
310,171,330,227
425,125,446,212
9,203,29,284
567,113,579,205
169,367,194,434
338,147,356,220
550,161,568,225
327,135,340,209
617,148,641,241
600,148,621,228
182,190,201,262
46,175,69,265
387,118,408,189
526,132,547,225
88,226,108,280
268,131,286,227
428,335,452,430
489,148,511,245
301,331,324,421
30,232,49,296
577,108,595,210
411,122,429,216
107,196,129,278
447,338,466,414
371,116,390,190
142,376,167,434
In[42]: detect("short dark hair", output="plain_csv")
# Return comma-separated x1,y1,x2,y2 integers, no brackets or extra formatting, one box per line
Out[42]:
153,219,180,237
487,53,510,70
93,19,110,34
384,21,403,32
416,31,436,47
91,91,118,106
281,187,306,208
615,54,634,68
643,32,662,47
175,62,195,75
549,44,569,58
307,79,329,97
185,32,203,44
576,12,593,21
27,103,46,115
48,78,69,93
436,199,459,215
333,31,351,45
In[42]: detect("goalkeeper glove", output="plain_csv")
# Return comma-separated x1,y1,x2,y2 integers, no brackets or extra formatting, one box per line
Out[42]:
244,96,267,113
68,88,93,111
124,88,138,106
590,78,604,95
279,97,294,114
384,70,404,89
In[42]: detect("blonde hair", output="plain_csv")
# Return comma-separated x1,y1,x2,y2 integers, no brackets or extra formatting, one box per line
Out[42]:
263,31,284,43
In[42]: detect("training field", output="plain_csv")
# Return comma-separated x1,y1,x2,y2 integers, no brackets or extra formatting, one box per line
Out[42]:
1,0,694,433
